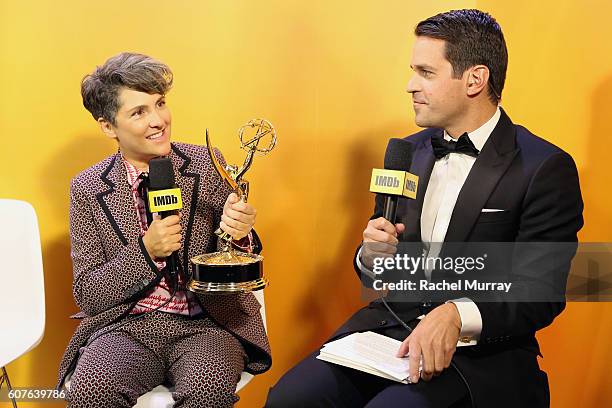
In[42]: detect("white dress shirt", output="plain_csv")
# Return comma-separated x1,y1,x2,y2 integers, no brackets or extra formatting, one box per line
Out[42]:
358,107,501,343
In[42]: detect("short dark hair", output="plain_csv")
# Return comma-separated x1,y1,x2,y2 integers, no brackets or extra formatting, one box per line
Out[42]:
415,9,507,104
81,52,173,125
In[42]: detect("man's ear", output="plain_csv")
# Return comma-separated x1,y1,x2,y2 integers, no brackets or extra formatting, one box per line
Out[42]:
466,65,490,97
98,117,118,141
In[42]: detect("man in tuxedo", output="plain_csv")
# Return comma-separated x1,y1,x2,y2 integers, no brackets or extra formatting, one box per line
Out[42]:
266,9,583,408
56,52,270,407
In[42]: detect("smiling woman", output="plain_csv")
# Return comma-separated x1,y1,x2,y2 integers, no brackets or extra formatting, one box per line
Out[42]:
101,89,172,169
81,53,174,170
55,51,271,408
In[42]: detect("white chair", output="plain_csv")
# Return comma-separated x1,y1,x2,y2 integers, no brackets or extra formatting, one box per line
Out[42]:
134,289,267,407
0,199,46,408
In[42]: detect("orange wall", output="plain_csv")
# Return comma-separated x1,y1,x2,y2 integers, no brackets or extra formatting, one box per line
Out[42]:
0,1,610,407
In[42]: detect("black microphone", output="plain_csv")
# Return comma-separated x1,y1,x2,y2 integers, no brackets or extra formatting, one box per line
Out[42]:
369,138,418,223
147,157,183,285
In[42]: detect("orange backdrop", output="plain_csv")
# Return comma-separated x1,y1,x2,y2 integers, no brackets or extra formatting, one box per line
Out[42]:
1,1,610,407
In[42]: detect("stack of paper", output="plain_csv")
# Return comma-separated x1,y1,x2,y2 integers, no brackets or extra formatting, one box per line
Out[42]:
317,331,418,383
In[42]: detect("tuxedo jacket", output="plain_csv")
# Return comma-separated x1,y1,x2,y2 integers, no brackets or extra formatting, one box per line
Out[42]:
339,108,583,407
57,142,271,389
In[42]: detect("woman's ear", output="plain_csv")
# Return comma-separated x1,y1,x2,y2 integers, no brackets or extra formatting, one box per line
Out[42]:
98,117,118,141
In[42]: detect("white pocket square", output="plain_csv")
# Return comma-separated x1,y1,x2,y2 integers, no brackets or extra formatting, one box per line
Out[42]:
481,208,505,213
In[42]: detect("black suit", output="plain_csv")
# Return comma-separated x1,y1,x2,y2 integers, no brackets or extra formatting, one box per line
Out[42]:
267,109,583,408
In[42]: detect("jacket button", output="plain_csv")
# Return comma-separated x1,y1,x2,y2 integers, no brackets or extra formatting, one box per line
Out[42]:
379,320,387,326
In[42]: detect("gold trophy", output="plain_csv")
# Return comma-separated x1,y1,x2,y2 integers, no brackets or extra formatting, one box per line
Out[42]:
188,119,277,293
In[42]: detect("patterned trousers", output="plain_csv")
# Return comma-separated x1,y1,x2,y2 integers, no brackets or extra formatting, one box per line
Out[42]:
67,311,246,408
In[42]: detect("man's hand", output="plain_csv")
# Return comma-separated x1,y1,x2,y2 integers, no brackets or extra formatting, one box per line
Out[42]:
361,217,405,268
396,303,461,383
142,213,182,259
220,193,256,240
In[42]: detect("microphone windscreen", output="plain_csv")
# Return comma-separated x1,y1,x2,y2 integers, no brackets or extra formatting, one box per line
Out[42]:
384,138,414,172
149,157,175,190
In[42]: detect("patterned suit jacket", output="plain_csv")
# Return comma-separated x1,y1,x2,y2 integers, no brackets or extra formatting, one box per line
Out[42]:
57,142,271,389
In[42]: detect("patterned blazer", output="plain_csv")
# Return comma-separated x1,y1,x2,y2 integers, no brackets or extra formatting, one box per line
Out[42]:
57,142,271,389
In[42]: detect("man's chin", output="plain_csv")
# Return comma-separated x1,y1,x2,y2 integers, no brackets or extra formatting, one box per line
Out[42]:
414,114,441,129
414,116,432,128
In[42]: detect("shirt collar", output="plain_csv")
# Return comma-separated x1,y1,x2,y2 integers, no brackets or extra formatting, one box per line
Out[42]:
122,155,148,188
443,106,501,152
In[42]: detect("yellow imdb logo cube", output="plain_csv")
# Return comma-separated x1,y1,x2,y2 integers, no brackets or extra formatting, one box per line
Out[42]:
148,188,183,213
369,169,419,199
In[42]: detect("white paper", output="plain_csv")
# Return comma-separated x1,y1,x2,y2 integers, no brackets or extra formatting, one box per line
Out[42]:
318,331,475,383
317,331,417,383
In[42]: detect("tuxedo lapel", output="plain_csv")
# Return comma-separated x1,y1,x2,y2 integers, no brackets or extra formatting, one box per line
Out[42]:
444,108,520,242
397,133,437,242
96,154,140,246
170,144,200,270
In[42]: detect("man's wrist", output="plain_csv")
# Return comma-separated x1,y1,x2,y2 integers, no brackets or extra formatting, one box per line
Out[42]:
355,246,377,279
444,302,462,332
447,298,482,343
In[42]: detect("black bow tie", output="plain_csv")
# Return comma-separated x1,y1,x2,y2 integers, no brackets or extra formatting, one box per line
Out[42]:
431,133,480,159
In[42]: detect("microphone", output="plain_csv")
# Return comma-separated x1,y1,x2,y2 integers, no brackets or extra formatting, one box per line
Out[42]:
147,157,183,285
369,138,418,223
